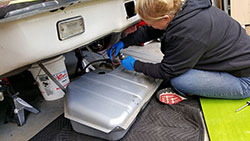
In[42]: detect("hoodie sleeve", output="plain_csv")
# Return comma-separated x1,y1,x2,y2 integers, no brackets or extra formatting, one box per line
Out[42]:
121,25,165,48
134,36,207,80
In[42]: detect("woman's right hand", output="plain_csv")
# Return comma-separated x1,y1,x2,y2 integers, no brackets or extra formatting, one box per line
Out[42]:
107,41,124,60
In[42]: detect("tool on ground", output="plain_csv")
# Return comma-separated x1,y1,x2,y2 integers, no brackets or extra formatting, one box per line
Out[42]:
236,101,250,112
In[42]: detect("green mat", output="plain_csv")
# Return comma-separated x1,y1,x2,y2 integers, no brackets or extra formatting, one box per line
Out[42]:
200,97,250,141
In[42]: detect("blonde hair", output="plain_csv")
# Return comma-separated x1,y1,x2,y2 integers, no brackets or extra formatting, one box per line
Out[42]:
136,0,182,21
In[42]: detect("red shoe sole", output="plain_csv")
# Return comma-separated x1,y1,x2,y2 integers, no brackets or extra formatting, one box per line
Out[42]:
159,93,184,105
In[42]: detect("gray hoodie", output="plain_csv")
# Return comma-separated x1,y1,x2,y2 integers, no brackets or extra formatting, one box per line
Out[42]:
122,0,250,80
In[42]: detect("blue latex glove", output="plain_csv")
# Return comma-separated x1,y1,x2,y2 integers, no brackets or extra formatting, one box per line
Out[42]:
107,41,124,60
121,56,136,71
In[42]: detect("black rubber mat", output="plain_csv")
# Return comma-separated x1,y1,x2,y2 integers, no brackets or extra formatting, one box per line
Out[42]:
30,97,204,141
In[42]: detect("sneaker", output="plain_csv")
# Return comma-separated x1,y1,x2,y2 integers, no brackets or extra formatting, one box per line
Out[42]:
156,88,187,105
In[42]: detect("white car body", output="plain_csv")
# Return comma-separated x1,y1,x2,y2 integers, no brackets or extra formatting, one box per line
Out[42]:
0,0,140,76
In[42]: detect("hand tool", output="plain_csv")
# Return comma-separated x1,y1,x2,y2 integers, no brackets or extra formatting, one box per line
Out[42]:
112,52,127,65
236,101,250,112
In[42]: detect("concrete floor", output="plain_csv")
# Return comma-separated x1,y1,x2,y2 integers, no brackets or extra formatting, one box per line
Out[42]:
0,96,64,141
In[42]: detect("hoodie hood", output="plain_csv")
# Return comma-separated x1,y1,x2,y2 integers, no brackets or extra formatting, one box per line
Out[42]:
168,0,212,28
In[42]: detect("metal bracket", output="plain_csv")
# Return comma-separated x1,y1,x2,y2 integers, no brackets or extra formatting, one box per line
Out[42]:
38,62,66,94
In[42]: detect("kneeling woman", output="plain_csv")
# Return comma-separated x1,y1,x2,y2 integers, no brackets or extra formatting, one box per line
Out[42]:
107,0,250,104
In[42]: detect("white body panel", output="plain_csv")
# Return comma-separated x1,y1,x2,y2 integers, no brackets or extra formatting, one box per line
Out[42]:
0,0,140,76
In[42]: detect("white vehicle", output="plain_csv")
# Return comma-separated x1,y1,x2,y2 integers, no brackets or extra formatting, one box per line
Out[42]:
0,0,140,77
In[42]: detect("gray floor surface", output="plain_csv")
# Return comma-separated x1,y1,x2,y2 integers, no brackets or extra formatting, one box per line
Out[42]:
0,96,64,141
